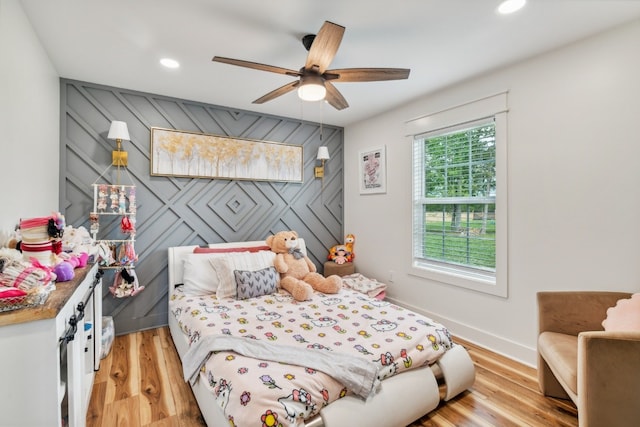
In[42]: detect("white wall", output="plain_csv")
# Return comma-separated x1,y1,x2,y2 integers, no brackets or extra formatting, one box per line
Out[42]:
0,0,59,232
344,19,640,366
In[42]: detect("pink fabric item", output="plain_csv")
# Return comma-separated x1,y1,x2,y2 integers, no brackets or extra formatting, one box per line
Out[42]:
21,242,53,252
0,287,27,299
66,256,80,268
193,245,270,254
19,216,51,229
29,259,55,283
77,252,89,267
602,293,640,331
52,240,62,254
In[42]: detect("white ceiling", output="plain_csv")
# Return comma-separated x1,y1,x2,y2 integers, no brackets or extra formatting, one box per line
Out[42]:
19,0,640,127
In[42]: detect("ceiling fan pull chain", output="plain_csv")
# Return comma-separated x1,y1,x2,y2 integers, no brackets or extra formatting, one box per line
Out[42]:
320,101,324,142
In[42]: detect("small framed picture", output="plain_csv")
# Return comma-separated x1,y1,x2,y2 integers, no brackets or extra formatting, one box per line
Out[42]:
359,146,386,194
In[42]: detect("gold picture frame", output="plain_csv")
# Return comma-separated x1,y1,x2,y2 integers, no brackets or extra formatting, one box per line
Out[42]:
150,127,303,182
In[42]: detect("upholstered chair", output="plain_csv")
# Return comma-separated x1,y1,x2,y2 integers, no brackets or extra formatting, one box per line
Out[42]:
537,291,640,427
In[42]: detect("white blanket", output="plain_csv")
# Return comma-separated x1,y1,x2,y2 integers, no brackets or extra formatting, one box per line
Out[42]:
182,334,381,399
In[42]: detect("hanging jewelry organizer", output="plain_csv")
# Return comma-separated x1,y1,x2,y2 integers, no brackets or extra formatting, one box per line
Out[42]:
91,164,144,298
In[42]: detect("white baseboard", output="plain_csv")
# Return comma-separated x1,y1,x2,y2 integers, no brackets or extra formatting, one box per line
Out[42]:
385,296,537,368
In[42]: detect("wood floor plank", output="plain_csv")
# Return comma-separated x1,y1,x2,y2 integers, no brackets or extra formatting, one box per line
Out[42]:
430,400,500,427
419,412,457,427
86,380,106,427
102,396,141,427
138,328,172,424
143,417,181,427
153,332,178,417
93,346,112,384
89,327,578,427
108,333,133,401
157,327,207,426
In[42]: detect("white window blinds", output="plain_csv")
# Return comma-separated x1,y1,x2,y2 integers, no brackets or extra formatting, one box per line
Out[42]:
413,119,496,272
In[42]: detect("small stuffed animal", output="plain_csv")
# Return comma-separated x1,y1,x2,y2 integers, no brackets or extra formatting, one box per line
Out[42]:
266,230,342,301
53,261,75,281
344,234,355,262
327,233,356,263
328,245,350,265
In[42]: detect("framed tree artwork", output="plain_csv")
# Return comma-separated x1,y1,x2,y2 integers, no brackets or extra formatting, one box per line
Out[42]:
150,127,303,183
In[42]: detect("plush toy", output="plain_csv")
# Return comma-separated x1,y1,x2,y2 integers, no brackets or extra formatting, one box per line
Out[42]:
327,233,356,263
344,233,355,262
77,252,89,268
328,245,351,265
53,261,75,281
266,230,342,301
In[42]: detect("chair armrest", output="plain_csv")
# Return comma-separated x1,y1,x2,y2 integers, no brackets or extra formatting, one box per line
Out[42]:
537,291,631,335
578,331,640,426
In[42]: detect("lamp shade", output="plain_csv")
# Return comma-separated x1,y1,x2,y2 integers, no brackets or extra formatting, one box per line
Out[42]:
317,146,330,161
298,75,326,102
107,121,130,141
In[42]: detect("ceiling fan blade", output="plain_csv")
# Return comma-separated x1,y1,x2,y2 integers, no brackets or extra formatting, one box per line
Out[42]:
213,56,299,77
253,81,299,104
326,68,411,82
324,82,349,110
305,21,345,74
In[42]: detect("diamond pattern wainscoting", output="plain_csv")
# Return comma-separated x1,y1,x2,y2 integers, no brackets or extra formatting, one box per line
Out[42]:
60,79,344,334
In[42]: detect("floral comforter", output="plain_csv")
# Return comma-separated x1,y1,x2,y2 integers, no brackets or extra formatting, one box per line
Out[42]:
170,286,454,427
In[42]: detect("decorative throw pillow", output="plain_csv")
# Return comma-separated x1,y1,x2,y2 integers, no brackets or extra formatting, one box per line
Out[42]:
182,246,270,296
210,250,276,299
234,266,279,300
602,293,640,331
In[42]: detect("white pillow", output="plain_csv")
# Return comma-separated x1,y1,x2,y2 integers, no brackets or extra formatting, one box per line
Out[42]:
182,253,227,296
210,250,276,299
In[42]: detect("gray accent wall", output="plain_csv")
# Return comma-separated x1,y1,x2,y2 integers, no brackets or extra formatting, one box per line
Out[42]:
60,79,344,335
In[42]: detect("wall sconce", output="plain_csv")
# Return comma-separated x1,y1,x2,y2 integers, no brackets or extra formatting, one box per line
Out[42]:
298,75,327,102
107,120,130,167
315,146,330,178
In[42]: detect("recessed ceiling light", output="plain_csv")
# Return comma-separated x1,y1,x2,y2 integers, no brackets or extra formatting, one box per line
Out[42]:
160,58,180,69
497,0,526,15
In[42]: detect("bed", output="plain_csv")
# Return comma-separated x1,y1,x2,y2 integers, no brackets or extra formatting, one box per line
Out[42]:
168,239,475,427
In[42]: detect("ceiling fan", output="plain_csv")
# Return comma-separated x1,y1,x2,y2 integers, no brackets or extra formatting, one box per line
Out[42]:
212,21,410,110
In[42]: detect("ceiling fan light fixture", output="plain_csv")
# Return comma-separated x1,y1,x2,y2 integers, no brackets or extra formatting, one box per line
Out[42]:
298,75,326,102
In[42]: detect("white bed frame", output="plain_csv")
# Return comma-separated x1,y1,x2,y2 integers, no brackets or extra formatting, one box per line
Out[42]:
167,241,476,427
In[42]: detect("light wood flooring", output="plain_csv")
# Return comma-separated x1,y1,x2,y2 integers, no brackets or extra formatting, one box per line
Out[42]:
87,327,578,427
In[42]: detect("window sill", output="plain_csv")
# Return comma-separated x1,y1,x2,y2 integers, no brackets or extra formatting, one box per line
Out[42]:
410,260,507,298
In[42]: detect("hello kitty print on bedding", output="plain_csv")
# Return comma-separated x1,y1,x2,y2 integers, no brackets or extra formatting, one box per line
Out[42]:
170,285,455,426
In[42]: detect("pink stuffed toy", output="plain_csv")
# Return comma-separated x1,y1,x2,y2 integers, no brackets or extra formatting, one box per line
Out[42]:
77,252,89,267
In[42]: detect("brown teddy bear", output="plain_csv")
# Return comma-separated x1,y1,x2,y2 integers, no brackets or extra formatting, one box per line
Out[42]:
266,230,342,301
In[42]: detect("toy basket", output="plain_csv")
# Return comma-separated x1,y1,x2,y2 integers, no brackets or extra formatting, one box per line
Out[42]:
0,286,52,313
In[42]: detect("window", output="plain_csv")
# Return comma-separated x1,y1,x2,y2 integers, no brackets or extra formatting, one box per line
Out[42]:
407,93,508,297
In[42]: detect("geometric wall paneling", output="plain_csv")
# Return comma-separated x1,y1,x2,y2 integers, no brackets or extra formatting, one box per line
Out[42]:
60,79,344,335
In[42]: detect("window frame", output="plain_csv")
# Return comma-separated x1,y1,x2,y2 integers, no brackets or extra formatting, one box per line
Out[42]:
406,93,508,297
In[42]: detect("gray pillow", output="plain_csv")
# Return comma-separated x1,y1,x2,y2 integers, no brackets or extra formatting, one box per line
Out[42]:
234,266,279,300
